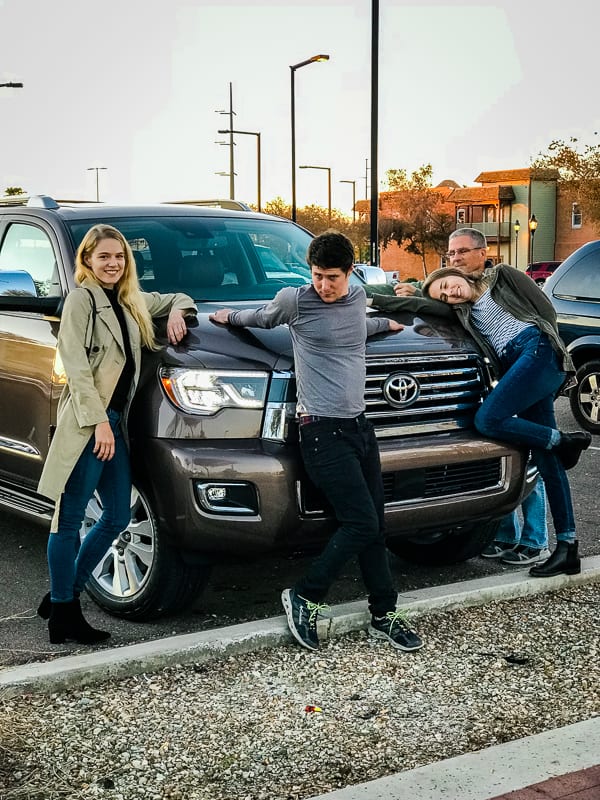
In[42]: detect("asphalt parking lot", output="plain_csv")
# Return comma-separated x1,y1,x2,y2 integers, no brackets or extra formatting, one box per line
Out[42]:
1,398,597,668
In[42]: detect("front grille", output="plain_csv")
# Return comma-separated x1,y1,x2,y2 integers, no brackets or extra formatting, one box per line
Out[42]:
382,458,502,504
299,457,503,515
365,353,487,437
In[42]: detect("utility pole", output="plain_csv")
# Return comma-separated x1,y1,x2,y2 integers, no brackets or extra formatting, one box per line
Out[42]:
215,83,236,199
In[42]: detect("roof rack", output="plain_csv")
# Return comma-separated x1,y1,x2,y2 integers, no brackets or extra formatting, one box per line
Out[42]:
163,198,252,211
0,194,59,209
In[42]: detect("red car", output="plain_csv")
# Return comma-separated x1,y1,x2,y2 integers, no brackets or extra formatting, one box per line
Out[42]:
526,261,562,286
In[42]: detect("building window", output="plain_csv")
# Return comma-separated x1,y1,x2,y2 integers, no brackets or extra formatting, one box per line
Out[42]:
572,203,582,229
456,209,466,224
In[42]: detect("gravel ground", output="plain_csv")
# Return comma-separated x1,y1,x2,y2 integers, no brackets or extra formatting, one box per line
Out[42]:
1,583,599,800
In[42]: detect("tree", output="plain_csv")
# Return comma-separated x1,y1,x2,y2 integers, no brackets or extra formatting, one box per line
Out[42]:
532,137,600,230
262,197,370,261
3,186,26,196
378,164,455,276
263,196,291,219
385,164,434,192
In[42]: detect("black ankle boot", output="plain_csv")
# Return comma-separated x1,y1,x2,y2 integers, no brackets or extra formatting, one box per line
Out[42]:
554,431,592,470
38,590,80,620
48,599,111,645
37,591,51,619
529,540,581,578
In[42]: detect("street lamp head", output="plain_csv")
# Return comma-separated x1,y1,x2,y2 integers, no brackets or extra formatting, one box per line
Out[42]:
291,54,330,71
514,219,520,233
529,214,538,232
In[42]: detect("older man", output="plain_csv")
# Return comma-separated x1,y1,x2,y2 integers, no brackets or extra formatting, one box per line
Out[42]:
393,227,491,296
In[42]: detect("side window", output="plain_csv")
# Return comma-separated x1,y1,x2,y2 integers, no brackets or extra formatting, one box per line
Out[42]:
571,203,582,229
0,223,61,297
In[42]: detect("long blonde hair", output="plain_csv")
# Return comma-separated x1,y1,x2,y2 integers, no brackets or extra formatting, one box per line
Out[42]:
74,224,158,349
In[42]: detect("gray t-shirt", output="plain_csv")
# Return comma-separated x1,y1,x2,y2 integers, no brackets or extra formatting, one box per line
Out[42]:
228,284,390,417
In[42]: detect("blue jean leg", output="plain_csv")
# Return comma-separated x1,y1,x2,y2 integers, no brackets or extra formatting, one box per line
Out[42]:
474,329,575,539
296,417,397,618
474,329,565,451
496,477,548,549
518,477,548,549
47,410,132,602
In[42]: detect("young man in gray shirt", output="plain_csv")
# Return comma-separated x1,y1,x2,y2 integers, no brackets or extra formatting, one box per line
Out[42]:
210,231,423,652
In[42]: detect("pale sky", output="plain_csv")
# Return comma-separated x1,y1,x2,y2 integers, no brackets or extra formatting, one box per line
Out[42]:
1,0,598,216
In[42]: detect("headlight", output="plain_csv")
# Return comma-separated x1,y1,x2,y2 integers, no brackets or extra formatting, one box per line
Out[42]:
160,368,269,415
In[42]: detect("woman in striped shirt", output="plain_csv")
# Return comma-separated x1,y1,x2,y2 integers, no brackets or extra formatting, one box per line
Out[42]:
421,265,591,578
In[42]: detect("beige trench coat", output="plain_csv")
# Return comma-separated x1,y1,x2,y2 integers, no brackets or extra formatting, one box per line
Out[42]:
38,278,196,528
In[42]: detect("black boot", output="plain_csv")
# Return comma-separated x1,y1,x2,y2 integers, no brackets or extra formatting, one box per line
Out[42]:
529,540,581,578
48,599,111,645
554,431,592,470
38,590,80,620
37,591,51,619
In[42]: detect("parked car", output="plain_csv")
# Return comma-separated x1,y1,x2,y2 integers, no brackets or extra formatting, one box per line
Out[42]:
0,196,533,619
544,242,600,434
353,263,387,285
526,261,562,286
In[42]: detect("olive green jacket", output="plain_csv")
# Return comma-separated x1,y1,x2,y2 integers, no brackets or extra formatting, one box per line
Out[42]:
38,279,196,522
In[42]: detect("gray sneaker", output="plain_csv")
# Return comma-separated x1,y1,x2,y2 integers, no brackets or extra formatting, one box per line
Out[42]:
281,588,329,651
481,541,516,559
369,610,423,652
502,545,551,565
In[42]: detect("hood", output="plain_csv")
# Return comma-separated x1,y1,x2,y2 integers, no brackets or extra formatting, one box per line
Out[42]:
157,302,480,371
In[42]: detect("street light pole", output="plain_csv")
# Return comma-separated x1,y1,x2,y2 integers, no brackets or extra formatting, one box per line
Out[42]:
290,54,329,222
370,0,379,265
340,179,357,222
300,165,331,225
529,214,538,265
513,219,520,268
218,129,262,211
87,166,107,202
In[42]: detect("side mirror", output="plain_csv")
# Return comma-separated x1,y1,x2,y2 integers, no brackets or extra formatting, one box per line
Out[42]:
0,269,37,296
0,270,63,314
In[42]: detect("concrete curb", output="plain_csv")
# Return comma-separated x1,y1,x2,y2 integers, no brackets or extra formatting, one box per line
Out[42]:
305,717,600,800
1,556,599,698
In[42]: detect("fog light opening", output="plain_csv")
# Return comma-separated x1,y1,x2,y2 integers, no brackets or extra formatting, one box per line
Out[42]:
195,481,259,515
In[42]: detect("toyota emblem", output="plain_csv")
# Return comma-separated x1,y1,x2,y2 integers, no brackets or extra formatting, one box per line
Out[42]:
383,373,420,408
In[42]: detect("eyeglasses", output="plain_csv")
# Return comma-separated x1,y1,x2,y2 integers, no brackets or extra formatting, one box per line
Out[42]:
445,247,483,258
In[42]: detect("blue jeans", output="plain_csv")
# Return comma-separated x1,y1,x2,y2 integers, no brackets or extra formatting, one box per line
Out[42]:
496,477,548,549
296,414,397,618
474,327,575,541
47,409,132,603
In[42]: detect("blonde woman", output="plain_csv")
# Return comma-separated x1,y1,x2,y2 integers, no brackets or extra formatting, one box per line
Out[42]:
37,224,196,644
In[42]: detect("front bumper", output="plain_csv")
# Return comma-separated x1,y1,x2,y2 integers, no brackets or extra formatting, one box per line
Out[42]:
133,433,529,557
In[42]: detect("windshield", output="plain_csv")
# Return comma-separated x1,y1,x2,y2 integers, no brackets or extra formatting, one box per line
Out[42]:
67,215,313,301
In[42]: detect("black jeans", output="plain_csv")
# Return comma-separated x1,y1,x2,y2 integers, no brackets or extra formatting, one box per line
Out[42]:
296,414,397,618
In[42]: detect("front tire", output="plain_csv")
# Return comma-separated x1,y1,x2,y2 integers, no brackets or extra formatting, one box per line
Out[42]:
569,360,600,434
386,520,500,565
81,485,212,620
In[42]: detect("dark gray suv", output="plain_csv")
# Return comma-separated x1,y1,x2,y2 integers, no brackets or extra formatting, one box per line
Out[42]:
0,196,532,619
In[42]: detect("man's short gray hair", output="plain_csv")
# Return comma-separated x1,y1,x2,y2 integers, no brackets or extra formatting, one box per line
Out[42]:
449,228,487,249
